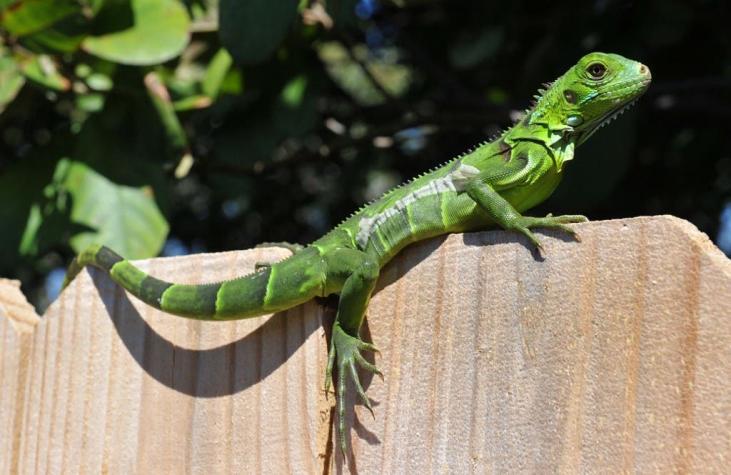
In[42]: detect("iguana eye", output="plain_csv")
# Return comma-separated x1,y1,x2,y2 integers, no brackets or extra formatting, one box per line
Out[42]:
587,62,607,79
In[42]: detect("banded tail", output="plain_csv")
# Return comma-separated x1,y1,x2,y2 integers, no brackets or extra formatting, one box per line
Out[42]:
63,245,326,320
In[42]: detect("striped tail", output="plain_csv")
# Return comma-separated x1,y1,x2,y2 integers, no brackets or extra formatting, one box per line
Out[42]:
63,245,326,321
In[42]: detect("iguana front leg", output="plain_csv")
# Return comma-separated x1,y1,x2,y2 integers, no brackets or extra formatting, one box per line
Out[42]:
466,175,586,253
323,248,382,454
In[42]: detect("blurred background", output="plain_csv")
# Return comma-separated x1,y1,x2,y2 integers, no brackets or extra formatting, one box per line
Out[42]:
0,0,729,311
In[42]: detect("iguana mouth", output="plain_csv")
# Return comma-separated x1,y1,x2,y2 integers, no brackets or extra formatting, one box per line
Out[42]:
578,68,651,144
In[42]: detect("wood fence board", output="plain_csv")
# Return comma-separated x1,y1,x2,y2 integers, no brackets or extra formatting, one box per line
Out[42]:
1,216,729,474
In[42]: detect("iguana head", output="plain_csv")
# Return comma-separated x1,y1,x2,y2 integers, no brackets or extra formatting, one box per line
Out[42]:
529,52,651,162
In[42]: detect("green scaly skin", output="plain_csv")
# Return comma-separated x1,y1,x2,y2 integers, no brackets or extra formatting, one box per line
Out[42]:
63,52,651,455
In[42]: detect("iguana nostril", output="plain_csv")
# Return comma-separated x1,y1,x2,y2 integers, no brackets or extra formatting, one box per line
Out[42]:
639,64,651,78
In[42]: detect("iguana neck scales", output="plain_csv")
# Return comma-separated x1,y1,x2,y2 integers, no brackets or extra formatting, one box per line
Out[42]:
63,52,651,454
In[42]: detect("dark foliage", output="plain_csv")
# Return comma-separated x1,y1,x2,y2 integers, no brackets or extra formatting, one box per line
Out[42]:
0,0,729,310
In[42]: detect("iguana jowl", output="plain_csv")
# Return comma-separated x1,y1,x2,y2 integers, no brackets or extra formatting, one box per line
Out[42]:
63,52,651,453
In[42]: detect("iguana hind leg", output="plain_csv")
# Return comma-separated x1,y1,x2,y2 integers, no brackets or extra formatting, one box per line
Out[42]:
323,248,382,455
254,241,305,270
254,241,304,253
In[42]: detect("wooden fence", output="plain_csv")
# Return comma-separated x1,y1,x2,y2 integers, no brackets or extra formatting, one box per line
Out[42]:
1,216,729,473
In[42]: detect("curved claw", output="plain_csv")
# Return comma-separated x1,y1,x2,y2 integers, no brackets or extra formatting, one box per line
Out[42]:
552,214,588,223
514,213,589,252
357,340,380,353
552,223,580,239
348,360,374,417
354,351,383,379
513,225,545,254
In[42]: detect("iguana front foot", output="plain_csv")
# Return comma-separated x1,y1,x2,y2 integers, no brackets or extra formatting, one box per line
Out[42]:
325,321,381,454
510,214,588,253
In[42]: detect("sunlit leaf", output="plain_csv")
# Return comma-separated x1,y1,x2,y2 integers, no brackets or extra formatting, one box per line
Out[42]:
173,94,212,111
64,160,169,259
0,54,25,113
76,92,105,112
316,42,412,106
280,74,307,107
202,48,232,99
144,71,187,154
17,53,70,91
82,0,190,66
85,71,113,91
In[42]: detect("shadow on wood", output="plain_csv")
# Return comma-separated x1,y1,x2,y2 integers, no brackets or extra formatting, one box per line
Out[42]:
92,275,322,397
1,216,729,474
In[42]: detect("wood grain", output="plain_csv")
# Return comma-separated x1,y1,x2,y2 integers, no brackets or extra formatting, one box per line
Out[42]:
0,279,40,475
0,216,729,474
347,216,731,473
4,249,332,474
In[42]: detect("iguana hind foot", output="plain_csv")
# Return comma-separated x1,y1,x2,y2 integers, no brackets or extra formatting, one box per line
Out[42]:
325,322,382,455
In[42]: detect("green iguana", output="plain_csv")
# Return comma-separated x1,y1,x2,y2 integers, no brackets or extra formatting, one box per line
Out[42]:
63,52,651,453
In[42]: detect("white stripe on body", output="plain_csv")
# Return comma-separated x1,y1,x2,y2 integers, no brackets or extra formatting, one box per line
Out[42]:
356,164,479,249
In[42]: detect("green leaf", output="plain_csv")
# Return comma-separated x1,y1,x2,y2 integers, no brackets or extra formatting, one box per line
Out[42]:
17,53,70,90
172,94,212,111
0,54,25,113
219,0,299,64
202,48,232,99
0,147,67,271
23,26,85,52
211,75,317,174
82,0,190,66
21,12,89,53
85,71,113,91
82,0,107,16
64,160,169,259
76,92,105,112
280,74,307,107
144,71,188,154
0,0,79,37
17,158,83,258
272,74,316,134
316,42,412,106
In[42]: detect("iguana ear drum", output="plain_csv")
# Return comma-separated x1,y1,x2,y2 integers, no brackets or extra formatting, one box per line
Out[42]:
566,115,584,126
563,90,577,104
